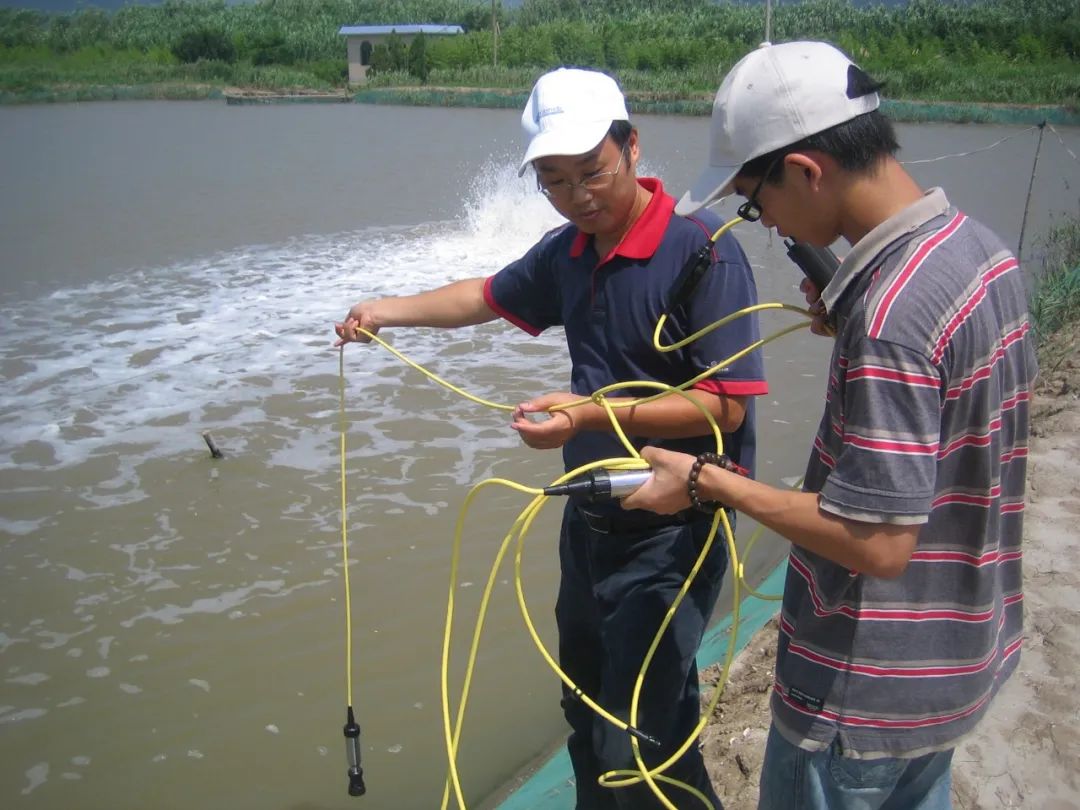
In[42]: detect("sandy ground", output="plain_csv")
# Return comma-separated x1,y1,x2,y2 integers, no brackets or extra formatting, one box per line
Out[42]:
699,327,1080,810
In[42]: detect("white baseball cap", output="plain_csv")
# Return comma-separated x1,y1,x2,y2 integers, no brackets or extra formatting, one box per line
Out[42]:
518,68,630,176
676,41,881,215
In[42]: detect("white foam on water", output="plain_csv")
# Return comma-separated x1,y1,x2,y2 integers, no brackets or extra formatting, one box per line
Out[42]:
0,517,49,536
0,159,568,487
0,633,26,653
33,626,94,652
119,578,324,627
21,762,48,795
6,672,50,686
0,159,583,794
1,708,47,725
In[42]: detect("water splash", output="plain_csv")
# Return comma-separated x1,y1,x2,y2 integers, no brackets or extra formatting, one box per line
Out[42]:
0,158,568,481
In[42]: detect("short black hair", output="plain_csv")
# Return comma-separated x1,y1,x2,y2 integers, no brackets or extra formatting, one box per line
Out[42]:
608,120,633,151
738,110,899,185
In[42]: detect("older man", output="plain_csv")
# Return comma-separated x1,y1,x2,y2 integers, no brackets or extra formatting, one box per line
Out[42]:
337,67,767,808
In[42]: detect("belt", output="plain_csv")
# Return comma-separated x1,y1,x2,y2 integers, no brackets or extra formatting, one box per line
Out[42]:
575,505,701,536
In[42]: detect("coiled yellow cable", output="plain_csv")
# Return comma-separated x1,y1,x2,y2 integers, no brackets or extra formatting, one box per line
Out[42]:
338,218,813,808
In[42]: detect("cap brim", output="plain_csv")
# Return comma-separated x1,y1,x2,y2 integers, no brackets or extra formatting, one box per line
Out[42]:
517,120,613,176
675,164,740,216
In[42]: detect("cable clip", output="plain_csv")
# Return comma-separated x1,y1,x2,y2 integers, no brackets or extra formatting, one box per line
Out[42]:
664,242,714,315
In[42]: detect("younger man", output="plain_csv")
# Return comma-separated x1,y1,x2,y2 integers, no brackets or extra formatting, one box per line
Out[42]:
337,68,767,808
624,41,1037,809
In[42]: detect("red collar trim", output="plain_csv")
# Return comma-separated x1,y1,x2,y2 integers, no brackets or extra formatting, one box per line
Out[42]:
568,178,674,263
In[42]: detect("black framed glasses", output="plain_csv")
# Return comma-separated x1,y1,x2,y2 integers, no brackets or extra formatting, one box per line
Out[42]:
538,150,626,201
736,156,782,223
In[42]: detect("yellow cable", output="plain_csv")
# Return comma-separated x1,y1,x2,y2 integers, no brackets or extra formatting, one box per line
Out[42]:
710,216,743,244
653,301,814,354
339,348,354,708
338,282,815,807
599,507,734,808
361,329,515,411
439,466,651,810
440,390,754,807
439,480,545,810
356,367,789,805
736,524,785,602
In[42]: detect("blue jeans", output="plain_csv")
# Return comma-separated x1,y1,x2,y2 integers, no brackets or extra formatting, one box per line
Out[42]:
556,505,727,809
758,724,954,810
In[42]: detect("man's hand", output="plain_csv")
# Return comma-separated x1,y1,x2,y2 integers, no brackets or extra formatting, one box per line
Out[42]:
618,446,696,515
510,392,584,450
334,301,380,347
800,278,832,337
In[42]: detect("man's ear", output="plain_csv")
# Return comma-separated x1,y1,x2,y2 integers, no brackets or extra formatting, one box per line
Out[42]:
783,152,826,192
627,127,640,167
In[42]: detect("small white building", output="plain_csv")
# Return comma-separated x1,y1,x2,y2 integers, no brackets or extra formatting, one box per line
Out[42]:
338,24,465,84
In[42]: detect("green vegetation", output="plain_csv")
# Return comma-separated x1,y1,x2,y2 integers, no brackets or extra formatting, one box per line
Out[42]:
1030,216,1080,356
0,0,1077,107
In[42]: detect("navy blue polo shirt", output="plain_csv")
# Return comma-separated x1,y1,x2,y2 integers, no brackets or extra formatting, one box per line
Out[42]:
483,177,768,477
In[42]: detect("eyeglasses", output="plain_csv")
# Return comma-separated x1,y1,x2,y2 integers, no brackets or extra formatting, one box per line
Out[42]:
736,157,782,223
537,150,625,200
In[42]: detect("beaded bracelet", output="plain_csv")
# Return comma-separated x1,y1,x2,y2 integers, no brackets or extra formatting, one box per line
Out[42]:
686,452,750,513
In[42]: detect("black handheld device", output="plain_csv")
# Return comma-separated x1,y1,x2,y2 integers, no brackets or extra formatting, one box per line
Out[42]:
784,239,840,293
664,243,714,314
664,237,840,316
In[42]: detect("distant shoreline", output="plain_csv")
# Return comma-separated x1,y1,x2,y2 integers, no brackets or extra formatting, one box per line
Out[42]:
2,83,1078,127
352,86,1080,127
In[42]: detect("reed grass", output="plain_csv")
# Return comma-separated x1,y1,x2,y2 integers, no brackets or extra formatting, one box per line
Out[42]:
1030,217,1080,347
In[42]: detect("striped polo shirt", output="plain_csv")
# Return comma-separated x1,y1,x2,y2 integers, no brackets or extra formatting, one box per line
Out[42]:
773,188,1038,758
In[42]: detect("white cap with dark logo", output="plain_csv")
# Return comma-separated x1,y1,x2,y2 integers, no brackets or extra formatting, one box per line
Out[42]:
518,68,630,176
676,41,881,215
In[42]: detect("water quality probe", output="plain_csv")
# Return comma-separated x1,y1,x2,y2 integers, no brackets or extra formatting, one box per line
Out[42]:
544,458,751,503
543,468,654,501
343,706,366,796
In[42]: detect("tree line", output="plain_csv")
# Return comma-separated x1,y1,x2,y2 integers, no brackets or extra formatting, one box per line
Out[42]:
0,0,1077,104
